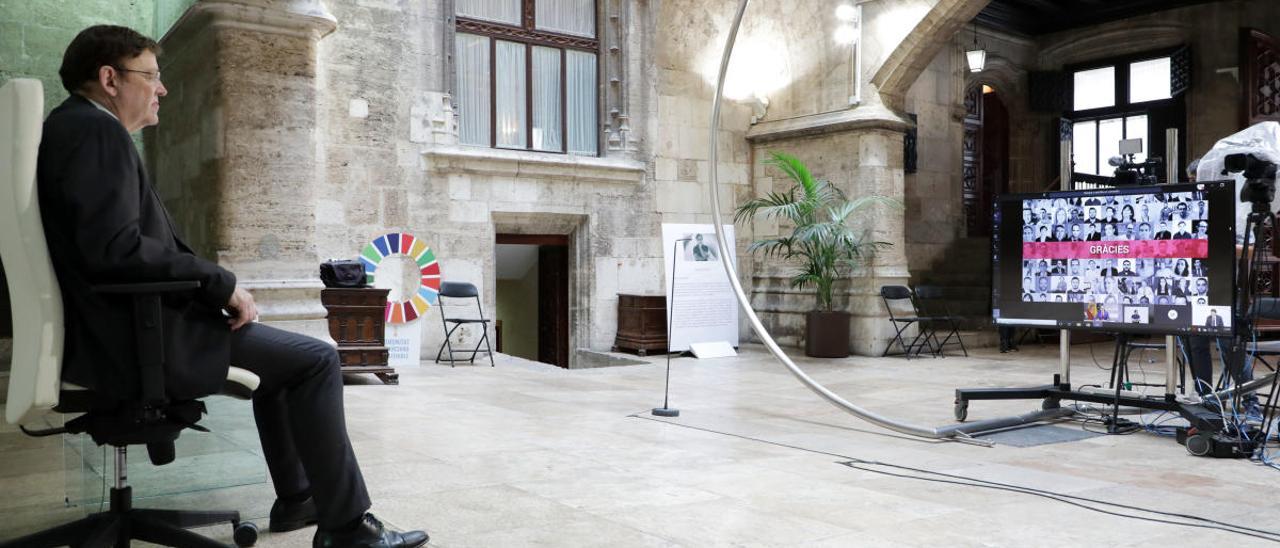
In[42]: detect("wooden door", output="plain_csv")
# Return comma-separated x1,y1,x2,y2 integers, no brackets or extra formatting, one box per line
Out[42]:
537,245,569,367
962,84,984,236
1243,28,1280,127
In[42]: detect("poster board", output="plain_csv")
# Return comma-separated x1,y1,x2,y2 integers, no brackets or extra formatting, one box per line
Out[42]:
660,224,740,352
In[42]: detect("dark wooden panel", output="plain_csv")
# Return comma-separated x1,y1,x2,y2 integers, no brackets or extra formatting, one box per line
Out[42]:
975,0,1221,36
613,294,667,356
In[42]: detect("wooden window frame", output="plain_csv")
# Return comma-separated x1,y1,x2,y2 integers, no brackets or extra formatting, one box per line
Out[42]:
1067,46,1185,184
456,1,601,156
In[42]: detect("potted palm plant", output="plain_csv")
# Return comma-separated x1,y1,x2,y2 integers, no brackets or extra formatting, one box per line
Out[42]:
734,151,896,358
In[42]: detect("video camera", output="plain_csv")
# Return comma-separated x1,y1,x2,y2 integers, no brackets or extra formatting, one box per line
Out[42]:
1108,138,1161,185
1224,152,1278,213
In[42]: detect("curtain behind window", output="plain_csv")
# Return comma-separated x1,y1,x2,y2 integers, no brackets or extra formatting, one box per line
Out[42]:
536,0,595,37
532,47,563,152
566,50,597,155
495,40,528,149
456,0,520,25
456,33,490,146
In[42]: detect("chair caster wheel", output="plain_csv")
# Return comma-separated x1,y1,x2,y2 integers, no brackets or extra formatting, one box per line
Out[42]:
954,401,968,422
233,520,258,547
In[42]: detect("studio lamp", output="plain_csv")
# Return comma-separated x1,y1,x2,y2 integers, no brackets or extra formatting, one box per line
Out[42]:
965,23,986,73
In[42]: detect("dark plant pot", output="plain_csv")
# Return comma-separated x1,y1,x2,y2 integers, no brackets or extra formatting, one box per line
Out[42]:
805,310,851,358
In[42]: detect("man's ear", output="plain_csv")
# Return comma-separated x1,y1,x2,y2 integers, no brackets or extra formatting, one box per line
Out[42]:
97,65,119,97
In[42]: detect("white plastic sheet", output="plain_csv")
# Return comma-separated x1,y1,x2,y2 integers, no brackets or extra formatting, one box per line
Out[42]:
1194,121,1280,243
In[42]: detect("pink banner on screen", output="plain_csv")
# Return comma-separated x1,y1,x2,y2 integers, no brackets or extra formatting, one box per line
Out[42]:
1022,240,1208,260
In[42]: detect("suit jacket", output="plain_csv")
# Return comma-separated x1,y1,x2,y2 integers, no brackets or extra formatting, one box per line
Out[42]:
37,95,236,403
1206,315,1224,327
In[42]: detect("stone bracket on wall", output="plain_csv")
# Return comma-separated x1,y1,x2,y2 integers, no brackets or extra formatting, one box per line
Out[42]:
162,0,338,42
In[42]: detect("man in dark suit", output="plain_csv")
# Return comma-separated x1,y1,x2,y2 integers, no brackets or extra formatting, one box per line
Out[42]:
1206,309,1224,327
37,26,426,548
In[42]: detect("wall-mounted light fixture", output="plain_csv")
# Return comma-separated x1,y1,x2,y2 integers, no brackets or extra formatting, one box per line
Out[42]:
834,3,863,105
965,22,986,73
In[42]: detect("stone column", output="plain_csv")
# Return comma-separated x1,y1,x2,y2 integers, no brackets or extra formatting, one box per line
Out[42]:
148,0,337,342
744,107,912,356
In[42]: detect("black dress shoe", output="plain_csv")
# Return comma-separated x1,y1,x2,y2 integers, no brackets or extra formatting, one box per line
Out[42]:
270,496,319,532
313,513,428,548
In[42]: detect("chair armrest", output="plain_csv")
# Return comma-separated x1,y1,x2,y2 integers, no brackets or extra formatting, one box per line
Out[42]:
92,281,202,294
220,366,260,400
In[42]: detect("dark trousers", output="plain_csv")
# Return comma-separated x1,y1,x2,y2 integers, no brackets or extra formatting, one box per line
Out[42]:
230,322,371,529
1181,335,1257,404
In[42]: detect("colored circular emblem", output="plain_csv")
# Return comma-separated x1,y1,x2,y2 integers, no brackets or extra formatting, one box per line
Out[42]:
360,233,441,324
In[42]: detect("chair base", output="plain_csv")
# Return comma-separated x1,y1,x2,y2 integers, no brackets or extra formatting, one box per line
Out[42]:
1,486,253,548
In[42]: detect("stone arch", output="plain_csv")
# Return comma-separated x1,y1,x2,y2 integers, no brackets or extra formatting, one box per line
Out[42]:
871,0,991,112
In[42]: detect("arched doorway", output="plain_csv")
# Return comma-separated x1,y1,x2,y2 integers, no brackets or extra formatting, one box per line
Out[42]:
961,83,1010,237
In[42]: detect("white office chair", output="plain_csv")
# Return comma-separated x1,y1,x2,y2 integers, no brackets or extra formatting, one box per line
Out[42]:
1,78,261,547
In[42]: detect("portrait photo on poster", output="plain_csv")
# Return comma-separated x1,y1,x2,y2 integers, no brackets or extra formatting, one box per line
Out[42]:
682,233,721,262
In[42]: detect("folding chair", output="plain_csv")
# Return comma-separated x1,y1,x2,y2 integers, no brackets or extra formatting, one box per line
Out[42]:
434,281,495,367
880,285,938,358
913,285,969,357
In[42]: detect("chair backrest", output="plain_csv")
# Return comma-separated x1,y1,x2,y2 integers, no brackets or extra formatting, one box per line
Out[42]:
0,78,65,426
439,281,479,298
880,285,919,320
912,284,950,317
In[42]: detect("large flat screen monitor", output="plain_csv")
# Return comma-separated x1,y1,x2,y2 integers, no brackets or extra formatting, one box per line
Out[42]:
992,181,1236,336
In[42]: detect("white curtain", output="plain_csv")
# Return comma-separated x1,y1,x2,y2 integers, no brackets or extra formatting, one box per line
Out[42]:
495,40,527,149
566,50,597,155
456,0,520,25
532,47,563,152
455,33,490,147
536,0,595,37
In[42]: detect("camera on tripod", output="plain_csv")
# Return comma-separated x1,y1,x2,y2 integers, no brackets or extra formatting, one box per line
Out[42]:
1224,152,1278,212
1108,138,1161,185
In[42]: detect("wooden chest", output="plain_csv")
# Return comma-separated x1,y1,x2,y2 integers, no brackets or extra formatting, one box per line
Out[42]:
321,287,397,384
613,293,667,356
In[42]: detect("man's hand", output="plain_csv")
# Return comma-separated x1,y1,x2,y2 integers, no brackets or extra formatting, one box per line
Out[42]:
226,286,258,331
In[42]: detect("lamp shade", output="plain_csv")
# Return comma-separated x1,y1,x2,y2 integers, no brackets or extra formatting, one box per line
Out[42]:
965,48,987,72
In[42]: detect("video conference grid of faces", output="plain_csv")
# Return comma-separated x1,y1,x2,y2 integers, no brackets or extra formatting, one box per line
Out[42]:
1020,192,1208,244
1018,191,1226,328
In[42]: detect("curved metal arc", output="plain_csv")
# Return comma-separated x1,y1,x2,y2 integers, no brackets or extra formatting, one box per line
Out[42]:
704,0,1035,439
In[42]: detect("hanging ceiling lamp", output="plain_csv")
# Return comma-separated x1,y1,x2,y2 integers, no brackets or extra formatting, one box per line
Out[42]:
965,22,986,73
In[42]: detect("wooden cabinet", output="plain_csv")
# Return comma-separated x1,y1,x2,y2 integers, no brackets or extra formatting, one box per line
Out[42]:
613,293,667,356
321,288,398,384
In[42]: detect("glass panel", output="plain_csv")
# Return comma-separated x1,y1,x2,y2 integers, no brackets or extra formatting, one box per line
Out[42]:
456,0,520,25
1125,115,1148,164
495,40,528,149
532,47,563,152
566,50,597,155
455,33,491,146
1073,66,1115,111
1098,117,1123,176
536,0,596,37
1072,120,1097,176
1129,57,1172,103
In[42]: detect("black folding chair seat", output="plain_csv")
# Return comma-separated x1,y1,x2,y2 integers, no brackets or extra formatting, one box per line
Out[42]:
913,285,969,358
880,285,941,358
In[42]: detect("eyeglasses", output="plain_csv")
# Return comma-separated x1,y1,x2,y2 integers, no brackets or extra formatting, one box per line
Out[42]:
114,67,162,83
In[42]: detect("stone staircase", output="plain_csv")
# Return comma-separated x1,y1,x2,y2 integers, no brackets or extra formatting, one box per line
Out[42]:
911,237,998,348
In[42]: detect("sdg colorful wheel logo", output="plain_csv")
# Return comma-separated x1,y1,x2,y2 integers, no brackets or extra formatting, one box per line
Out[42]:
360,232,441,324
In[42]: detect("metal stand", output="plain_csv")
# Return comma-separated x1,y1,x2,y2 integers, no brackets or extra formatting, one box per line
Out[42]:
653,239,690,418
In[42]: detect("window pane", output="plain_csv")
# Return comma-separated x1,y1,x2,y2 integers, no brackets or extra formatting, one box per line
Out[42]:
536,0,596,37
1073,120,1097,176
456,0,520,25
495,40,527,149
455,33,490,146
1129,57,1172,103
1098,118,1123,176
1125,115,1148,164
1073,66,1115,111
566,50,597,155
532,47,563,152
